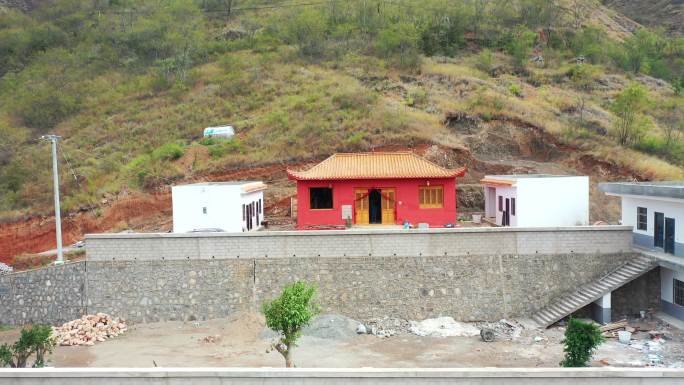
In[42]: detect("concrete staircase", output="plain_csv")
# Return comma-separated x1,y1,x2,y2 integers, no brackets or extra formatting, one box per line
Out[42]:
531,255,658,328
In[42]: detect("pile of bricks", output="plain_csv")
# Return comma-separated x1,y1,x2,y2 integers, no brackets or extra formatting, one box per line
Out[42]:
52,313,127,346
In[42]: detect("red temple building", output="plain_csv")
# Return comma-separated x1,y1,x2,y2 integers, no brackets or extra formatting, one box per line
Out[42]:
287,152,466,229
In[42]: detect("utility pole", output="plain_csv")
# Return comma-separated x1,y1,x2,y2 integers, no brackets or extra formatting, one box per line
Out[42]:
41,135,64,265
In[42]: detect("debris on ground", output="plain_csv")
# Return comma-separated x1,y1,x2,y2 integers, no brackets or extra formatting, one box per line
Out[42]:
601,320,629,337
52,313,127,346
474,319,525,341
365,316,411,338
409,317,480,337
200,335,221,344
480,328,495,342
0,262,12,275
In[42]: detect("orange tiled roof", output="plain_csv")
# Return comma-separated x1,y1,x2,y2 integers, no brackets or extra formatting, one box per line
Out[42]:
287,152,466,180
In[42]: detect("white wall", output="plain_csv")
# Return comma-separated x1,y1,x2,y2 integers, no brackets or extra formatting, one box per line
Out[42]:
172,185,264,233
621,195,684,246
516,177,589,227
484,187,497,218
489,186,517,227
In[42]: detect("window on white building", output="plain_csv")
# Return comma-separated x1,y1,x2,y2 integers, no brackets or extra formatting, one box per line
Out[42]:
675,279,684,306
637,207,647,230
511,198,516,216
202,207,207,214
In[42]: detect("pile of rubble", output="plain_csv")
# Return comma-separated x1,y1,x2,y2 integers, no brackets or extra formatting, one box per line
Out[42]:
361,316,411,338
601,318,671,366
0,262,13,275
474,319,525,340
52,313,127,346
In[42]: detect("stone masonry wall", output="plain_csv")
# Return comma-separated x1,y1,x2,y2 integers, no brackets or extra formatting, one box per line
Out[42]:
611,267,661,319
1,227,639,325
84,252,638,323
0,262,86,326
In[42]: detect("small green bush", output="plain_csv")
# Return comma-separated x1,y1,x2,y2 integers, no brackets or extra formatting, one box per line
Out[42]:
151,143,184,161
476,49,494,74
560,318,605,367
0,344,12,367
0,325,54,368
207,139,243,158
508,83,523,97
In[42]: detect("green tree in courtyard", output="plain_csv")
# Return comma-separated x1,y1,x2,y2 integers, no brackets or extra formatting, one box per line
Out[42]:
262,281,319,368
560,317,605,367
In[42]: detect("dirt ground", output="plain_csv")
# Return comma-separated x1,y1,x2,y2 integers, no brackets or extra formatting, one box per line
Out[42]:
2,313,683,368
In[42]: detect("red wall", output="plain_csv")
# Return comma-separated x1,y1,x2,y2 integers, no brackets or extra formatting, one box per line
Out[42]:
295,178,458,229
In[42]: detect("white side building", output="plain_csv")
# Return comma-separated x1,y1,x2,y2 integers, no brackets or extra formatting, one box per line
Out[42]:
599,181,684,320
599,182,683,257
172,181,266,233
481,175,589,227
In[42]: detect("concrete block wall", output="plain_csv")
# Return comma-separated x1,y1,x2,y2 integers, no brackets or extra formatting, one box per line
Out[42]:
85,226,634,261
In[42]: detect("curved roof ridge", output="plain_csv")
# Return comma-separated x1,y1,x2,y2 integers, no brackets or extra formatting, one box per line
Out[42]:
287,152,466,181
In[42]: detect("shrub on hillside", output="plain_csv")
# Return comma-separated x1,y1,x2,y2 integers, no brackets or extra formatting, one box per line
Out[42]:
475,49,495,75
12,85,79,130
376,22,421,70
508,83,523,97
207,139,243,158
560,318,604,367
151,143,184,161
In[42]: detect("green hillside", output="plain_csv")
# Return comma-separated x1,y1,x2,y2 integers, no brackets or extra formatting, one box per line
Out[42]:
0,0,683,220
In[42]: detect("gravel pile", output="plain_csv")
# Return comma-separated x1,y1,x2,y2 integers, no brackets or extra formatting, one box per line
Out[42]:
302,314,361,341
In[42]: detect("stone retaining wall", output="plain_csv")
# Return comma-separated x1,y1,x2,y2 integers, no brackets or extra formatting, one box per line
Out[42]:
0,262,86,325
84,252,638,323
1,227,639,325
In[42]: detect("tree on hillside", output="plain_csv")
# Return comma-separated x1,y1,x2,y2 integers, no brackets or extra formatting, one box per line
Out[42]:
284,8,327,58
611,83,651,146
262,281,319,368
569,64,595,127
506,26,537,71
659,98,684,149
562,0,598,30
377,21,421,70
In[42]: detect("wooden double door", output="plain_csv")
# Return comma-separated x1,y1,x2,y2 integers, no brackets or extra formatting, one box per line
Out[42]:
355,188,395,225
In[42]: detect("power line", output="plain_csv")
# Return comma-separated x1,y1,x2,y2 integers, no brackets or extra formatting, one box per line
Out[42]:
59,146,81,189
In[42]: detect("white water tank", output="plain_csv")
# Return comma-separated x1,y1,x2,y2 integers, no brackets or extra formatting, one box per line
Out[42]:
203,125,234,138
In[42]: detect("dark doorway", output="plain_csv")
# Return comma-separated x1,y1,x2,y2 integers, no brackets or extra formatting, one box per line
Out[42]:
369,189,382,224
655,212,664,248
503,198,511,226
665,217,676,255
